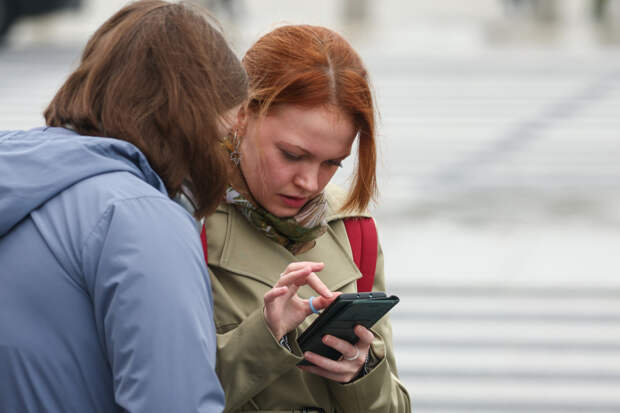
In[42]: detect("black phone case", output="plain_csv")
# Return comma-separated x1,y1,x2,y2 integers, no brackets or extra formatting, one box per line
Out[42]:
297,292,399,366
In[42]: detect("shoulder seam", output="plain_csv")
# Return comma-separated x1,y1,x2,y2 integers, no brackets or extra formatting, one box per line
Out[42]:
79,195,180,266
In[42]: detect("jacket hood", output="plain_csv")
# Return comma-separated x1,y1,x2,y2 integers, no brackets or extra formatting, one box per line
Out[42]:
0,127,167,236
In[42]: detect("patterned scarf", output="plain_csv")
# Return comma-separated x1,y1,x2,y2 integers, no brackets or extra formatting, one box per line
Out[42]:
225,167,328,255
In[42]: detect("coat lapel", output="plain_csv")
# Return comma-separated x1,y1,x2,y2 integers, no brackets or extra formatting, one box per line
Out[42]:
213,205,361,294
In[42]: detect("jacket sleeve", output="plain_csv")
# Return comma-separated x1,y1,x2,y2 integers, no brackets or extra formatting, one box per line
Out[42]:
81,196,225,413
209,268,305,412
328,240,412,413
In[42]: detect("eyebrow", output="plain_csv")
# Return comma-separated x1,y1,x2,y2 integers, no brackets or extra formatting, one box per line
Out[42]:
288,143,311,156
283,143,351,160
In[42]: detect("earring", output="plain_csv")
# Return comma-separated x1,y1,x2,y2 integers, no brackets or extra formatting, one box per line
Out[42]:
224,129,241,166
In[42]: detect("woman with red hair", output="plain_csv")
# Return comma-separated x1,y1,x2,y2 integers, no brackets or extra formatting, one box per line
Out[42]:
204,25,411,412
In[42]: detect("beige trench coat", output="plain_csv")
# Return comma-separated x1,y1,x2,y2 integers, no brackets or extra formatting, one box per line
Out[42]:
205,185,411,413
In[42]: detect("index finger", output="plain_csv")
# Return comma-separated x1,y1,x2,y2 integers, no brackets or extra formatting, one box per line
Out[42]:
278,266,319,287
283,261,324,275
306,272,333,298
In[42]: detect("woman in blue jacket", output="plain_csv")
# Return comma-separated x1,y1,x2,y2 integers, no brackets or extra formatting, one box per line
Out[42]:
0,1,247,412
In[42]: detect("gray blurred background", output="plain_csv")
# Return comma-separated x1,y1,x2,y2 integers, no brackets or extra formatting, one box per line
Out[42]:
2,1,620,412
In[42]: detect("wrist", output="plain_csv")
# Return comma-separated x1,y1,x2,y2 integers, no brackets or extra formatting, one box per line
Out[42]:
348,352,370,383
278,335,293,352
263,307,285,341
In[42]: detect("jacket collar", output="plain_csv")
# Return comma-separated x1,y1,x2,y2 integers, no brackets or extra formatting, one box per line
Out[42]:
209,204,362,294
325,184,371,222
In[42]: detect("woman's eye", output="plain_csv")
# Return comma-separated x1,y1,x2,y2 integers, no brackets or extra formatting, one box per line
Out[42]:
327,160,343,168
282,150,302,161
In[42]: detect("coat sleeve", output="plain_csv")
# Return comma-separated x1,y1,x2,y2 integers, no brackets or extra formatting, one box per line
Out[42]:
328,240,412,413
209,267,306,412
81,196,225,413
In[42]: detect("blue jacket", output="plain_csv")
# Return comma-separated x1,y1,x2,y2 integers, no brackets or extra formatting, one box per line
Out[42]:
0,127,225,413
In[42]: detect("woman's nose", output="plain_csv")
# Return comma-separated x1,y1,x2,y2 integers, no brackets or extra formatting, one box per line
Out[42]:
293,165,320,193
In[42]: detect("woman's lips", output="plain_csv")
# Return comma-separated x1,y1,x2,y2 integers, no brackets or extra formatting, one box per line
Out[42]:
279,194,307,209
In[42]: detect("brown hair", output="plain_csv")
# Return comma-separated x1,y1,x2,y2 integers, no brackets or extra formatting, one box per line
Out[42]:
45,0,247,218
242,24,376,212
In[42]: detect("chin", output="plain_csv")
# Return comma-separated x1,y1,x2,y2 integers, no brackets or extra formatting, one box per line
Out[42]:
267,204,300,218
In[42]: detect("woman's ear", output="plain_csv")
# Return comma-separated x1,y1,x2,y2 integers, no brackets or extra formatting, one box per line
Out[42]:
236,104,249,136
218,102,246,137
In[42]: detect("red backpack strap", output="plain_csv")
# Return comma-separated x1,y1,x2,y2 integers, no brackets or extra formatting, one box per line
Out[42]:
344,217,378,292
200,223,208,265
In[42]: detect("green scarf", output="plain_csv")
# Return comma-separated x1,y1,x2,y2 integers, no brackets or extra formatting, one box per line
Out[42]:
225,180,328,255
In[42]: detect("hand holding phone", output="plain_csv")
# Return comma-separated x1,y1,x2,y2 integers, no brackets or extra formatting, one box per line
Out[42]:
297,292,399,366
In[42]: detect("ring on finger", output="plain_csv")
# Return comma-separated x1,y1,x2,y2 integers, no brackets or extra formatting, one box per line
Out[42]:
344,346,360,361
308,296,320,314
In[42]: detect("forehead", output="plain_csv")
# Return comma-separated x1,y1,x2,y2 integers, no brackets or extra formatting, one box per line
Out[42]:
259,104,356,153
268,104,347,124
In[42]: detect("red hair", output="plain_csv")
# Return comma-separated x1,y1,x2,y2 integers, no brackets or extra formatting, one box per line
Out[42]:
242,25,377,212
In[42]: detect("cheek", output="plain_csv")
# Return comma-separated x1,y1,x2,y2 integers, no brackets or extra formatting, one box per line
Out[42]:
256,153,291,190
240,142,270,197
318,166,338,190
270,162,296,187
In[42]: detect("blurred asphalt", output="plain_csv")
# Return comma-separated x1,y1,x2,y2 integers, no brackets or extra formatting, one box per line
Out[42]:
2,1,620,412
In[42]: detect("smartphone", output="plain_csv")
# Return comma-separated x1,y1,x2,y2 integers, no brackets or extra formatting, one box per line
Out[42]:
297,292,399,366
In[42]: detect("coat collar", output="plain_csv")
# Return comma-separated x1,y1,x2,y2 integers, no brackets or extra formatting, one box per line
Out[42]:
208,206,360,294
324,184,371,222
207,184,371,294
208,191,369,294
